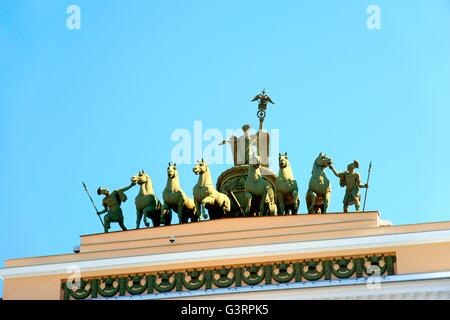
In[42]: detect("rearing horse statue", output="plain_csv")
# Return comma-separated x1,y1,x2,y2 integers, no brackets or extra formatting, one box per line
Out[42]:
306,153,333,214
162,163,197,224
193,159,231,220
131,170,169,228
244,156,278,216
276,152,299,215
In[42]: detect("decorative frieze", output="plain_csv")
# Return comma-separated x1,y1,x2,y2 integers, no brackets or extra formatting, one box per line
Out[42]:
62,254,396,300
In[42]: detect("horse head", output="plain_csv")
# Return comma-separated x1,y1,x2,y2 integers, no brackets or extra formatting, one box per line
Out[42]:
250,155,262,169
279,152,290,169
314,152,333,169
167,162,178,179
131,170,150,186
193,159,208,175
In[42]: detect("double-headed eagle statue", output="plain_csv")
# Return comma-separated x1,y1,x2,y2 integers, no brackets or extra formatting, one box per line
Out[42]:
251,89,275,129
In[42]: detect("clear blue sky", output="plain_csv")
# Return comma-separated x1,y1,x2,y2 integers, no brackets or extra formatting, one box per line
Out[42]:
1,0,450,296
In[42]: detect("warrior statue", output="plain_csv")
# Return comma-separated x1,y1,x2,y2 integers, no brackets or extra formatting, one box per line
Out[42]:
244,156,277,216
276,152,299,215
162,162,197,224
306,153,333,214
193,159,231,220
220,124,258,166
329,160,369,212
131,170,169,228
96,182,135,233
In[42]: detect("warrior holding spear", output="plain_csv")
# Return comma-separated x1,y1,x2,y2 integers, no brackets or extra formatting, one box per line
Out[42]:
83,181,136,233
329,160,369,213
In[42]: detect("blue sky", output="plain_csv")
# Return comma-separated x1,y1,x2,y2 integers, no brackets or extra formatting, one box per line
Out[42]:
1,0,450,296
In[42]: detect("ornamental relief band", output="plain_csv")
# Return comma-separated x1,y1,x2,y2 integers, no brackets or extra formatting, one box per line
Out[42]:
62,254,396,300
83,90,371,233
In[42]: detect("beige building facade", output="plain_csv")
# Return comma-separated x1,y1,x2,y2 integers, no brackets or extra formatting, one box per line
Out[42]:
1,211,450,300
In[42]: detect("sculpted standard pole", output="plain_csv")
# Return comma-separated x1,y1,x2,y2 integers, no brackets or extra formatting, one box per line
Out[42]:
251,88,275,131
251,89,274,167
82,181,105,227
362,161,372,212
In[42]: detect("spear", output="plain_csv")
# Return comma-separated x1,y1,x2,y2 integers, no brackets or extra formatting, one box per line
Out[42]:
82,181,104,227
362,161,372,212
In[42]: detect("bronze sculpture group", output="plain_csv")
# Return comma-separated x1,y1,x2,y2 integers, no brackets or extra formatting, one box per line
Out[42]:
92,154,369,232
87,90,370,233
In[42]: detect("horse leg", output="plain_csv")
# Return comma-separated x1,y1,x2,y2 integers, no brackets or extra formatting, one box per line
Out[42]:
201,196,215,220
307,191,317,214
177,199,185,223
216,195,225,219
277,191,285,215
264,191,276,216
323,192,330,214
136,210,143,229
220,202,227,218
260,188,269,216
271,189,278,216
292,190,299,214
160,206,167,225
161,202,169,224
143,206,153,227
194,199,202,221
164,209,172,225
191,202,198,221
190,210,199,222
244,192,252,216
221,194,231,216
305,193,310,214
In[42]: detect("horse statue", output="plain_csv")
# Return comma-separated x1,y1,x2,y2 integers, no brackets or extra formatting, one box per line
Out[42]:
306,153,333,214
131,170,170,228
244,156,278,216
276,152,299,215
162,163,197,224
193,159,231,220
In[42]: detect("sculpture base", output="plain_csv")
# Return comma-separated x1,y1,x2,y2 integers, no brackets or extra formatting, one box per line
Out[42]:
5,211,450,301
